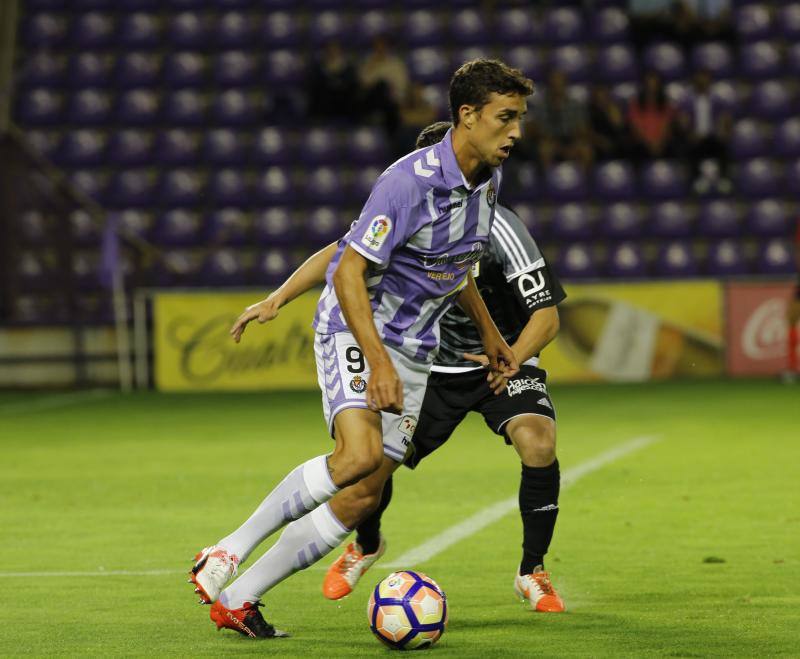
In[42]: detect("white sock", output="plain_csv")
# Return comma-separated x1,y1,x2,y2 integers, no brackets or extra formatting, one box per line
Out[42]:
220,503,351,609
218,455,339,562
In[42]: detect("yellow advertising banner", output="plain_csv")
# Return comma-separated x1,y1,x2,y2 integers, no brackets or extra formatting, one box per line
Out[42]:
154,290,319,391
539,280,724,383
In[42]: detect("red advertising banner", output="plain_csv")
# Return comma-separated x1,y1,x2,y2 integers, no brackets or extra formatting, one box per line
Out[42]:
725,281,796,376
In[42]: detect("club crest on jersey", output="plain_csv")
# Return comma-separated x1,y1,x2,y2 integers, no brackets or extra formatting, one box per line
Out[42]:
486,182,496,207
349,375,367,393
361,215,392,251
397,415,417,438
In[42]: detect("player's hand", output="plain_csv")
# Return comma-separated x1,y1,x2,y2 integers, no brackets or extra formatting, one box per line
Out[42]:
367,361,403,414
230,293,283,343
462,353,510,395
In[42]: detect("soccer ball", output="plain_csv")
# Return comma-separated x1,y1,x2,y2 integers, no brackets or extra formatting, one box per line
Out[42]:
367,571,448,650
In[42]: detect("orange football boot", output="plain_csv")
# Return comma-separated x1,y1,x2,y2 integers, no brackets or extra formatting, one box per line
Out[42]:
209,599,289,639
514,568,566,612
322,536,386,600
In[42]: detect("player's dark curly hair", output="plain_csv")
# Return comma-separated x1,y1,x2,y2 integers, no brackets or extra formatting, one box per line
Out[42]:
448,59,534,126
415,121,452,148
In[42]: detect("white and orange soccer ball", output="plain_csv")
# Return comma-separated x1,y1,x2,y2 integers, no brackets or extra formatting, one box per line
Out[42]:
367,571,448,651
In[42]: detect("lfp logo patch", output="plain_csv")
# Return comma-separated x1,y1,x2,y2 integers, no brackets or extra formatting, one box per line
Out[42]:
361,215,392,251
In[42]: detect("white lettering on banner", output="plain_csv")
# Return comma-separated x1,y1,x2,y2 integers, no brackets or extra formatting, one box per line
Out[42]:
742,298,787,360
506,376,547,397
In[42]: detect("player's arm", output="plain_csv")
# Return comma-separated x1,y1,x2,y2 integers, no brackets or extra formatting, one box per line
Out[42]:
230,242,338,343
509,305,560,364
457,271,519,379
333,245,402,414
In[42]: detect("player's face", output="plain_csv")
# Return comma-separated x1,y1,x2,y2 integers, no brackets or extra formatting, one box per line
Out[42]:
467,92,527,168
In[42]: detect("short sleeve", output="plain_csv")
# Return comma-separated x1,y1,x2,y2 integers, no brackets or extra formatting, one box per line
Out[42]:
344,169,420,266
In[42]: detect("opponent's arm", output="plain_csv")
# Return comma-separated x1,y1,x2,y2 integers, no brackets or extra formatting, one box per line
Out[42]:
509,305,560,364
333,245,403,414
230,241,338,343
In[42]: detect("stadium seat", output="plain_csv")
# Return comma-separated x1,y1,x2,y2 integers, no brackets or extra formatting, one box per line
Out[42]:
116,89,161,125
548,46,592,82
642,42,685,80
153,129,201,166
154,209,204,247
261,11,303,47
788,43,800,77
651,201,694,238
301,128,340,166
210,169,250,207
495,8,538,45
163,52,208,88
747,198,789,237
503,47,546,81
253,127,291,165
215,12,254,48
593,160,637,200
590,7,629,42
545,163,588,201
735,3,774,42
254,249,292,286
25,130,60,160
166,12,210,49
779,3,800,40
735,158,780,197
116,209,154,241
697,200,742,238
70,209,102,246
264,50,305,86
595,44,638,83
408,48,450,84
404,10,443,46
557,243,597,279
203,249,249,286
543,7,584,44
309,10,351,44
114,53,162,88
451,9,489,45
607,241,647,278
550,203,594,240
503,162,539,202
349,127,389,166
739,42,783,79
306,206,345,246
710,80,739,113
757,238,794,275
206,209,251,246
773,118,800,158
730,119,771,159
16,89,64,125
786,158,800,192
691,42,734,78
211,89,259,126
162,89,206,126
70,169,108,203
749,80,794,120
707,239,748,276
68,11,116,48
654,240,699,277
157,249,206,287
55,130,108,167
253,207,297,246
253,167,294,205
158,169,205,207
116,12,162,48
213,51,259,87
452,48,493,74
106,170,157,208
21,12,68,47
602,202,644,238
203,129,248,165
67,89,113,125
24,53,67,87
640,161,687,199
354,10,395,45
352,166,383,202
306,167,347,205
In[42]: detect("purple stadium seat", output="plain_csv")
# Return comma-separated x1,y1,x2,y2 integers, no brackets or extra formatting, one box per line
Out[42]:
651,201,694,238
156,249,205,287
215,12,254,48
354,11,395,45
607,242,647,278
590,7,629,42
24,53,67,87
736,3,774,42
710,80,740,113
306,167,347,205
549,46,592,82
757,239,794,275
70,170,108,203
611,81,636,106
163,53,208,88
117,209,154,242
495,8,538,45
254,249,292,286
309,10,351,43
691,42,734,78
72,251,103,291
420,84,449,118
750,80,796,121
206,209,250,246
551,203,593,240
158,170,205,207
697,200,741,237
643,43,685,80
162,90,206,126
503,163,539,202
253,167,294,205
213,51,258,87
736,158,780,196
116,89,160,125
595,44,638,83
788,44,800,77
153,129,201,166
25,130,59,160
739,42,783,79
545,163,588,201
261,11,303,47
786,158,800,192
654,240,698,277
558,243,597,279
405,10,443,46
203,249,248,286
730,119,771,159
747,199,788,237
640,161,687,199
68,12,116,48
408,48,450,84
451,9,488,45
667,80,690,107
349,127,389,166
68,53,114,87
707,239,748,276
16,89,64,125
22,12,68,47
503,47,546,81
253,127,291,165
70,209,101,246
603,202,644,238
302,128,340,166
203,128,247,165
114,53,162,87
167,13,209,49
106,170,156,208
352,166,383,202
116,12,161,48
779,3,800,40
307,207,345,246
593,160,636,200
17,251,53,290
253,208,297,246
210,169,250,207
211,90,259,126
452,47,493,73
543,7,584,44
55,130,107,167
18,210,48,245
67,90,113,125
773,118,800,157
264,50,305,86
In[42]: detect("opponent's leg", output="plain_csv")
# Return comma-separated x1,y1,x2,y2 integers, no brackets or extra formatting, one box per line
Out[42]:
356,476,393,554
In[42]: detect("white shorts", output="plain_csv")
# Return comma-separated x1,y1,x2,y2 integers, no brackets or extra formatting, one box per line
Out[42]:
314,331,431,462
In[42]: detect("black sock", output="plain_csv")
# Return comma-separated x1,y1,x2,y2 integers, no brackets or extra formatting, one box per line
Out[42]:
355,476,393,555
519,460,560,575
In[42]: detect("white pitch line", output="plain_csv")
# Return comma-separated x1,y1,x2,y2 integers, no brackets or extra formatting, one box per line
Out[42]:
0,389,113,416
383,435,659,568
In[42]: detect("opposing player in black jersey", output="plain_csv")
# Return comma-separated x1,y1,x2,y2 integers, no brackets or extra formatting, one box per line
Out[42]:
231,121,567,612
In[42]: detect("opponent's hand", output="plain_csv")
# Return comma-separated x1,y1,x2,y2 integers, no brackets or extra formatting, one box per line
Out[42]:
367,361,403,414
230,293,282,343
462,353,511,395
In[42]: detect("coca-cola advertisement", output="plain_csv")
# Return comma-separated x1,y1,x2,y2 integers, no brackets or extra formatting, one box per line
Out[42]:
725,282,796,376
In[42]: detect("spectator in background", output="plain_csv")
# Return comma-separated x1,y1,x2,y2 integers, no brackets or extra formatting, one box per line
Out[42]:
527,70,593,171
359,35,410,136
307,40,360,121
680,69,732,194
627,70,680,161
395,82,439,157
588,85,627,161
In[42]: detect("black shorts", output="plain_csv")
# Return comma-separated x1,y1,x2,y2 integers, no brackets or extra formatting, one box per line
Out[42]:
405,365,556,469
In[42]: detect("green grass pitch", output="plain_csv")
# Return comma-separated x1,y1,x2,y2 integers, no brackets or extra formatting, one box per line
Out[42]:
0,380,797,657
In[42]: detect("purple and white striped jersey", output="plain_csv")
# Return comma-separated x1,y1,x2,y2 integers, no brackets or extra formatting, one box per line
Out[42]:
313,128,502,363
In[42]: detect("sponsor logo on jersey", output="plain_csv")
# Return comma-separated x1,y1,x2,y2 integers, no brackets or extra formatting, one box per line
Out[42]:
486,182,496,207
427,271,455,281
506,376,547,397
349,375,367,393
397,415,418,438
439,199,463,213
422,242,484,269
361,215,392,251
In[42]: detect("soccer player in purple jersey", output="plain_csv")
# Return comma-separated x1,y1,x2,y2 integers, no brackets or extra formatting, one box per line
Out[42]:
189,60,534,639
